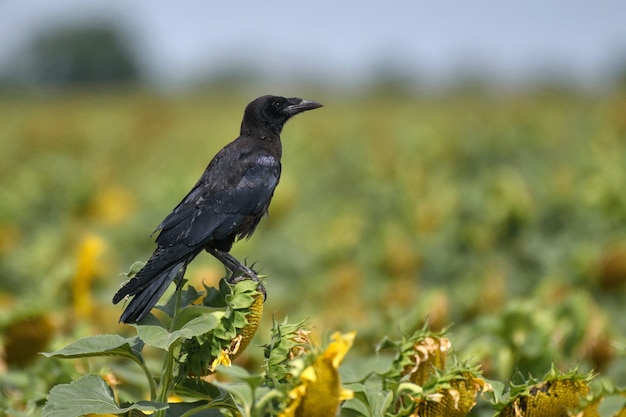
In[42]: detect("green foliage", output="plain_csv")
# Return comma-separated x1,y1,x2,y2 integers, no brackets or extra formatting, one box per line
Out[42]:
263,317,311,386
345,327,491,417
41,277,266,417
43,334,145,362
492,367,597,417
1,90,625,416
43,375,167,417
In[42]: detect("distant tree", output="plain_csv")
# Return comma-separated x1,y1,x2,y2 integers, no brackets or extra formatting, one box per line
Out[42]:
366,57,421,97
611,54,626,91
20,23,141,87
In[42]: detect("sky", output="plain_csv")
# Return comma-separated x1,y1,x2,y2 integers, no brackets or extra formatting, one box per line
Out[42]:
1,0,626,89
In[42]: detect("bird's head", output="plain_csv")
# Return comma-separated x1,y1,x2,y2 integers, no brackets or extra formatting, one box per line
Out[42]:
241,95,323,137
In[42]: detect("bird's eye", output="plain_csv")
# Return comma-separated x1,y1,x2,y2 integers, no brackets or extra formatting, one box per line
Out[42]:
274,101,282,108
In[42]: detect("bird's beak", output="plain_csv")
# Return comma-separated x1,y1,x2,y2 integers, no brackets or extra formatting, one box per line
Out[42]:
286,98,323,116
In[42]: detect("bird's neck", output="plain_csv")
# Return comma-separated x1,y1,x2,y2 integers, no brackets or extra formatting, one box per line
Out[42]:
237,132,282,157
240,119,284,139
262,135,282,157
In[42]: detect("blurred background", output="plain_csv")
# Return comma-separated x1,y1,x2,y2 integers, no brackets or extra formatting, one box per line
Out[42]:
1,0,626,413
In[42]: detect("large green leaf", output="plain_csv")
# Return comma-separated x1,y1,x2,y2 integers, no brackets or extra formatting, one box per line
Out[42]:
43,374,166,417
166,401,228,417
157,282,203,318
42,334,143,363
173,379,239,414
342,384,394,417
216,364,263,388
211,365,265,412
174,378,225,400
136,311,218,350
171,305,222,331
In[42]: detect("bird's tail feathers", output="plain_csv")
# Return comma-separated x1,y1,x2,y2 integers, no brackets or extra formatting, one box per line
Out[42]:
112,245,189,303
116,262,184,323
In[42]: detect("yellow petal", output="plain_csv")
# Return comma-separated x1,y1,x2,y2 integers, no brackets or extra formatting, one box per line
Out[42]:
300,365,317,383
280,385,307,417
72,234,106,319
322,331,356,369
209,349,231,372
89,185,136,225
281,331,356,417
339,387,354,401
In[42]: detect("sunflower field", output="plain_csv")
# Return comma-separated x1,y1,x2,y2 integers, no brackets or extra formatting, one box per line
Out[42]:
0,87,625,416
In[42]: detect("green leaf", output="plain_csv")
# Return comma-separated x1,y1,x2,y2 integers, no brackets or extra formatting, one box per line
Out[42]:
137,311,167,326
375,335,399,352
213,320,237,340
174,378,225,400
396,382,423,396
212,381,254,414
232,311,248,327
342,384,394,417
42,334,143,363
126,261,147,278
172,305,221,331
341,384,371,417
216,365,263,389
166,401,231,417
597,395,626,417
43,374,167,417
218,277,231,295
203,285,227,308
484,378,507,404
136,313,218,350
158,283,203,318
231,278,262,295
229,292,256,309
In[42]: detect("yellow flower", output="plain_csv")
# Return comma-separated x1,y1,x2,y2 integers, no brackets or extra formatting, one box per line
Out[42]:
72,234,106,319
88,185,136,225
209,349,232,372
280,331,356,417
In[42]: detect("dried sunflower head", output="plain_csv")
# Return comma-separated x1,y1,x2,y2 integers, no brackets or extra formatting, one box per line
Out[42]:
495,367,594,417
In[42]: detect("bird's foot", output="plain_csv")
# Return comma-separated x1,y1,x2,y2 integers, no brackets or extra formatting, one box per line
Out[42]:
229,260,258,281
207,248,266,298
226,263,267,301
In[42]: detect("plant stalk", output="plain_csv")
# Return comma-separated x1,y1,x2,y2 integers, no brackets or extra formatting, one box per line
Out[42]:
153,284,184,417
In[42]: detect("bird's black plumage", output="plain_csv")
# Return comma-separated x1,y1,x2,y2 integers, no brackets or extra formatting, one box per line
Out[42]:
113,95,322,323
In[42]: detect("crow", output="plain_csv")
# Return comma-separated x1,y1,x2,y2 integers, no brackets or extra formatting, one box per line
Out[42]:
113,95,322,323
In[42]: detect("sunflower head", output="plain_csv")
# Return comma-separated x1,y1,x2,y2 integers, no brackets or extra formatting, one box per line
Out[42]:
413,368,492,417
263,317,312,386
379,323,452,385
279,331,356,417
495,367,594,417
177,276,265,378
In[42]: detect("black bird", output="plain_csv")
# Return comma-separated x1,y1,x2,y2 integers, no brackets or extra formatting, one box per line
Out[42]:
113,95,322,323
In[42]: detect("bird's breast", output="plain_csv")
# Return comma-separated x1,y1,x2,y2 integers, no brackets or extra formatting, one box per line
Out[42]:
256,154,278,167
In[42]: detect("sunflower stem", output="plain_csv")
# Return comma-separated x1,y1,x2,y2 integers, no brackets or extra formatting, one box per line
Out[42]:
154,284,184,417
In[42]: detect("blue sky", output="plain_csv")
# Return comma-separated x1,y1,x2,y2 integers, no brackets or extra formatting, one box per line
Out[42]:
1,0,625,88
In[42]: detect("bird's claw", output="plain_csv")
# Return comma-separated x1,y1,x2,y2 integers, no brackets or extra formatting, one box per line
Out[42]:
227,264,258,283
226,265,267,301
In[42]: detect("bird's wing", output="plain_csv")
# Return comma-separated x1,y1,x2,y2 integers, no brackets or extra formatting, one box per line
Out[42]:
216,156,281,214
155,153,281,248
